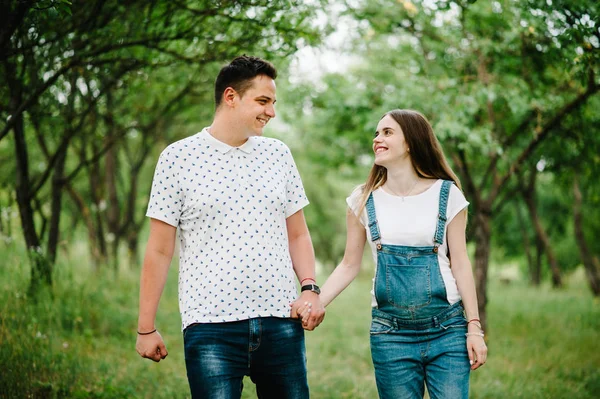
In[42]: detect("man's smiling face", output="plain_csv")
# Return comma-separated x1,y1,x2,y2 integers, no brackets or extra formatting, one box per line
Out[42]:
234,75,277,137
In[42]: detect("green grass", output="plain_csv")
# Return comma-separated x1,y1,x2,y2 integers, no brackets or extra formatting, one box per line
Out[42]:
1,241,599,398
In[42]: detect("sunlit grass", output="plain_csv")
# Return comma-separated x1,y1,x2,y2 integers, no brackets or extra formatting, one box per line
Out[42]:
1,240,599,398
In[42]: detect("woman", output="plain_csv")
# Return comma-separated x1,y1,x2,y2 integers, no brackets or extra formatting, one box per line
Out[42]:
298,109,487,398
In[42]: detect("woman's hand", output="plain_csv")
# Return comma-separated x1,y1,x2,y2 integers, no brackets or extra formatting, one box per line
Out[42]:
466,323,487,370
290,292,325,331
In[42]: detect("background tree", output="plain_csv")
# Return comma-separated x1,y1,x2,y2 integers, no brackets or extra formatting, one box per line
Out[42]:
542,98,600,296
284,0,599,327
1,0,328,290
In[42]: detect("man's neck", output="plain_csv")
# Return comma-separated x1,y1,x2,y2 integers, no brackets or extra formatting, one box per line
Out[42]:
209,113,249,147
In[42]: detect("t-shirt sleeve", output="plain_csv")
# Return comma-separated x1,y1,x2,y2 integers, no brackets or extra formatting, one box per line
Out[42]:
284,148,309,218
145,148,184,227
345,186,367,226
446,183,469,225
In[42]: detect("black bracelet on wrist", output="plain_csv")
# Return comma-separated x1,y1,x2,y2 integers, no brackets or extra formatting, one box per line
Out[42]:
301,283,321,295
137,328,157,335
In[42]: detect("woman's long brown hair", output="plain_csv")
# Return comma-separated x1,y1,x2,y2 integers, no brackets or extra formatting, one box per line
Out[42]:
356,109,462,215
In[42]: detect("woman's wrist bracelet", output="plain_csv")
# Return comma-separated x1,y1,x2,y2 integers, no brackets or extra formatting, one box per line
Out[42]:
300,277,316,285
137,328,157,335
465,331,485,337
467,318,482,328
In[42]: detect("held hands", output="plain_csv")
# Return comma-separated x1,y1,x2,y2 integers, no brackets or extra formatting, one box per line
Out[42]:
466,322,487,370
290,291,325,331
136,330,168,362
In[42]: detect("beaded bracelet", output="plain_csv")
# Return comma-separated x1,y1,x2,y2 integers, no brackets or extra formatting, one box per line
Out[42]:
137,328,157,335
465,331,485,337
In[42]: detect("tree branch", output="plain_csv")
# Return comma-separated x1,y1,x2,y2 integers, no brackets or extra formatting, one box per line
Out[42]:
480,108,539,190
452,148,480,209
490,80,599,202
0,61,74,141
29,64,137,196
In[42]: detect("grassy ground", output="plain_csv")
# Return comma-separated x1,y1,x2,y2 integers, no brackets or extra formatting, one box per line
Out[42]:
1,241,599,398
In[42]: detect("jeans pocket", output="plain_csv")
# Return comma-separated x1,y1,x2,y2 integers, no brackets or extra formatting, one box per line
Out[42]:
440,315,467,330
182,322,201,340
370,318,394,335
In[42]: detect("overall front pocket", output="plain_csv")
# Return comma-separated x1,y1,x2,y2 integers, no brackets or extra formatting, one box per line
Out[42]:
385,261,432,309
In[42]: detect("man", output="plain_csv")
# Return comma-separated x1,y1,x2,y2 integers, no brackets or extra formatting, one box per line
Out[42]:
135,55,325,399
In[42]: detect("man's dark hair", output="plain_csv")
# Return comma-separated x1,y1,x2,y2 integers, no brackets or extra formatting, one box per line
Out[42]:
214,55,278,109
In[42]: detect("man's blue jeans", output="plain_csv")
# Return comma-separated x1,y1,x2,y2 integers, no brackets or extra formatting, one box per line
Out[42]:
183,317,309,399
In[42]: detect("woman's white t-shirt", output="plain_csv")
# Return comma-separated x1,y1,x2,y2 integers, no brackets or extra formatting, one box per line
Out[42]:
346,179,469,307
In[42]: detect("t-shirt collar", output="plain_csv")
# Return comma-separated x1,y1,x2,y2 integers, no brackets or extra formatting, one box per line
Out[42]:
202,127,255,154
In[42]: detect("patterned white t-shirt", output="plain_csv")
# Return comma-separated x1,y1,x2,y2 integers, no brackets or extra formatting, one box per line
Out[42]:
146,128,309,329
346,180,469,307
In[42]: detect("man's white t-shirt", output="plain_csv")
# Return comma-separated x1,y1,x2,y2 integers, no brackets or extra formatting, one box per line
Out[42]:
147,128,309,329
346,180,469,307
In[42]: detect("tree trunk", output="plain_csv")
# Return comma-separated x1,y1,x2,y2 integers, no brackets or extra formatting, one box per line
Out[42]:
473,205,491,330
127,232,139,268
47,142,68,265
15,116,52,291
125,170,140,268
573,176,600,296
66,184,103,268
48,72,79,265
6,57,52,291
533,237,543,286
89,140,108,263
515,201,536,284
104,91,120,271
0,1,33,62
522,187,562,288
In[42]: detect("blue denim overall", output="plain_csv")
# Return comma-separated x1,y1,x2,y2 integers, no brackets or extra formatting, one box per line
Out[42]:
367,180,470,399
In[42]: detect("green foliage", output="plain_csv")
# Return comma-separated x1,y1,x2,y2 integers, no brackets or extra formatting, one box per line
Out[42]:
0,239,189,398
281,0,599,275
1,0,331,284
1,241,599,398
542,96,600,254
33,0,72,16
492,170,581,276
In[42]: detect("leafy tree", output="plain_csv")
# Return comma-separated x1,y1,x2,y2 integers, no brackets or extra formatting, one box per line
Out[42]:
283,0,599,326
542,97,600,295
1,0,327,290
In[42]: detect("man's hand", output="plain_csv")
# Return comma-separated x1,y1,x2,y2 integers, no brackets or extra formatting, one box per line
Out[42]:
136,331,168,362
290,291,325,331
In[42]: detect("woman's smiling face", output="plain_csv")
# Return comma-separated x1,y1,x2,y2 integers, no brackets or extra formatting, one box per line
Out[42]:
373,114,410,167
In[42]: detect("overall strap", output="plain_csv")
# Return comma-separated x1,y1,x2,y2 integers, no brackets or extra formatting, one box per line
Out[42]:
366,193,382,250
433,180,452,253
